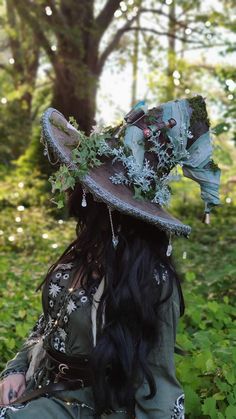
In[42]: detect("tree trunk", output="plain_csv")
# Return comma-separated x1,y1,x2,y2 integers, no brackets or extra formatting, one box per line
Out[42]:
1,0,40,164
166,0,176,100
50,0,99,134
131,13,140,107
52,68,98,134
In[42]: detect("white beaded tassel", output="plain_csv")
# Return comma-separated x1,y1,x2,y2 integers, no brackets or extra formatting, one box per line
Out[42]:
81,188,87,207
166,233,173,257
108,207,119,249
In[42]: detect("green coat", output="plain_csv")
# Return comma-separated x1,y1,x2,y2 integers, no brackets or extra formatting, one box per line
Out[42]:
0,262,184,418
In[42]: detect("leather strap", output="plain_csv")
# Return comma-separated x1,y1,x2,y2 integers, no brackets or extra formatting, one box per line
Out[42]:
8,379,85,406
4,349,93,406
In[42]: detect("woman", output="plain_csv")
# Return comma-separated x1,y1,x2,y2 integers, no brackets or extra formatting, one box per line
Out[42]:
0,184,185,418
0,97,220,418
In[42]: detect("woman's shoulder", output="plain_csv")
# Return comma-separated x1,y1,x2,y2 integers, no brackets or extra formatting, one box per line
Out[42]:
41,260,78,308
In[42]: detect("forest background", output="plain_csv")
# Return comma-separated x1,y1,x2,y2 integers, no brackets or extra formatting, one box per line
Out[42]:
0,0,236,418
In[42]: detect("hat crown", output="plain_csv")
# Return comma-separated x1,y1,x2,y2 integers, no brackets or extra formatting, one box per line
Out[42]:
41,95,220,236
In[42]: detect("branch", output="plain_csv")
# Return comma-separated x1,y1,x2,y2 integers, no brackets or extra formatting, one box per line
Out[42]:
11,0,57,67
96,0,121,38
125,27,207,45
0,63,8,71
97,13,141,73
0,40,10,51
177,4,195,19
178,43,227,54
140,7,201,32
41,0,69,29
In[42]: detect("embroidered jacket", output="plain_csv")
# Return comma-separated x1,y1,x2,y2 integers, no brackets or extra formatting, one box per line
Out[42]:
0,262,184,418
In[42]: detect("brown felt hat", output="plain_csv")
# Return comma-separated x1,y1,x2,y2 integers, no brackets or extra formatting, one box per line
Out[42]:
41,107,192,237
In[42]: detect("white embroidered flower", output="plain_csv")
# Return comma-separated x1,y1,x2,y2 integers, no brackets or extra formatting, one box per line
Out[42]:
67,299,77,315
58,328,67,341
48,315,54,328
56,263,74,271
49,283,61,298
153,269,160,285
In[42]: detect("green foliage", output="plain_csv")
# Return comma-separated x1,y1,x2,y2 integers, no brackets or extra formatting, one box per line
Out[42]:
0,96,32,164
1,159,236,418
188,96,211,128
0,169,76,369
173,200,236,418
48,118,112,207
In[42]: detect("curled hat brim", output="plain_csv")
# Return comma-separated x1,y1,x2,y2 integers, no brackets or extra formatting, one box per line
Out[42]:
41,107,191,237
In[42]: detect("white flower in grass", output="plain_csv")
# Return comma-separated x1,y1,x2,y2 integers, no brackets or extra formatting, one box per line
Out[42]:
49,283,61,298
67,299,77,315
58,328,67,341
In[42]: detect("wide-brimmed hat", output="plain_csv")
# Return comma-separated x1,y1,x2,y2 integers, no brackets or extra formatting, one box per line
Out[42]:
41,96,221,238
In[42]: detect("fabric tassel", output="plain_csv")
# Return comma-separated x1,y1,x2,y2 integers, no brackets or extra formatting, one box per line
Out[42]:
203,212,210,224
166,234,173,257
25,338,46,382
91,278,105,347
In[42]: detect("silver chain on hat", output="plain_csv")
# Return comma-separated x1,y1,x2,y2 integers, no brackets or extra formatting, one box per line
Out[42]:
108,207,119,249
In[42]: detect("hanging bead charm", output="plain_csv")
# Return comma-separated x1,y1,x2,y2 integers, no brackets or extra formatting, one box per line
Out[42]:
166,234,173,257
108,207,119,249
203,212,210,224
112,236,119,248
81,189,87,207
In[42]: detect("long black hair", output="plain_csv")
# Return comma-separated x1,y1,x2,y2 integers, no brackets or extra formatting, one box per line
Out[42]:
43,183,184,415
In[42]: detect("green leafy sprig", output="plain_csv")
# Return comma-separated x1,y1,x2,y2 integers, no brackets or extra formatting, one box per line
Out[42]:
49,117,113,208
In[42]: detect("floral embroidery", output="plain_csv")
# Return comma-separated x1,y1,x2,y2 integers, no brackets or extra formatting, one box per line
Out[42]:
162,270,168,282
49,283,61,298
153,267,168,285
45,265,100,355
55,262,74,271
48,314,54,328
171,394,185,419
28,314,46,340
53,336,66,352
58,327,67,341
67,298,77,314
0,404,26,418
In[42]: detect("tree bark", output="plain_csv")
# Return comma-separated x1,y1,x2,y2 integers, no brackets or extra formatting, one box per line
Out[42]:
131,13,140,107
52,61,98,133
166,0,176,100
12,0,139,133
1,0,40,163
